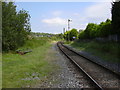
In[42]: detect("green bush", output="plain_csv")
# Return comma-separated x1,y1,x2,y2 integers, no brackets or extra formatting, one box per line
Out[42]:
64,28,78,41
2,2,31,52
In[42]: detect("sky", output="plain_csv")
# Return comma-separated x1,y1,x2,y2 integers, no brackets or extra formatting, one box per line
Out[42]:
15,1,112,34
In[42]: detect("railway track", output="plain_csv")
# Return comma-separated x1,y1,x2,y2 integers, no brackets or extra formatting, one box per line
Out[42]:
57,42,120,89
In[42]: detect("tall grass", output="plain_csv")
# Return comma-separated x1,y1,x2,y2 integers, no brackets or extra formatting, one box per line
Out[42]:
69,40,120,63
2,37,57,88
0,53,2,89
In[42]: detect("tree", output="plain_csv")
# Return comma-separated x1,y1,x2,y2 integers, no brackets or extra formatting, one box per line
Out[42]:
78,30,85,39
2,2,17,51
89,23,98,38
2,2,31,51
63,29,78,41
111,1,120,35
63,31,70,41
96,19,111,37
78,19,111,39
69,28,78,41
57,33,63,39
84,23,98,39
15,10,31,46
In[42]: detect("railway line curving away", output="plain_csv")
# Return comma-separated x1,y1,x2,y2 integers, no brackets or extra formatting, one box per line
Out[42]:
57,42,120,89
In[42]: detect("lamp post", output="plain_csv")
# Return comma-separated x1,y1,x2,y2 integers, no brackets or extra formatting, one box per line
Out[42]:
68,19,72,41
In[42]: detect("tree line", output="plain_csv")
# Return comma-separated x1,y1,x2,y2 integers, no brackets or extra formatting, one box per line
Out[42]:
63,1,120,41
78,19,111,39
2,2,31,52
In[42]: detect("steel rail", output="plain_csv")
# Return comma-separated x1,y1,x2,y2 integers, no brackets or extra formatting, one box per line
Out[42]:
57,42,104,90
62,43,120,77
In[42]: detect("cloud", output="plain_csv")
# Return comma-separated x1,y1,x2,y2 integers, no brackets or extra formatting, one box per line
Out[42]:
42,17,67,25
85,2,112,23
52,11,63,16
73,13,80,16
69,2,112,30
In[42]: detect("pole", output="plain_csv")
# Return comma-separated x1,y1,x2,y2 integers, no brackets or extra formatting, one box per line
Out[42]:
68,19,72,41
63,28,65,34
68,19,70,31
68,19,70,41
63,28,65,40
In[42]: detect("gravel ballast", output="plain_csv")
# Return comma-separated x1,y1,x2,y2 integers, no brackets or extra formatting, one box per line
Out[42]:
59,43,120,88
64,44,120,74
33,42,95,88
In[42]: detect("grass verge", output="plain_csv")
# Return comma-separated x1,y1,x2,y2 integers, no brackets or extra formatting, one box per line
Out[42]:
2,37,58,88
65,40,120,63
0,53,2,89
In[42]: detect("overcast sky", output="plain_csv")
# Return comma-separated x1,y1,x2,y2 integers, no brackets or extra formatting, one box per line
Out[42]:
15,1,112,34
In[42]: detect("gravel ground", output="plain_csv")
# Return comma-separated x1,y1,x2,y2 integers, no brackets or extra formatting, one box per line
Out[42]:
64,45,120,74
60,43,120,88
33,42,95,88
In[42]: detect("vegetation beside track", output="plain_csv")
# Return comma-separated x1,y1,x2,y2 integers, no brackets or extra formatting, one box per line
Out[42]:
0,53,1,89
65,40,120,63
63,2,120,64
2,37,60,88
